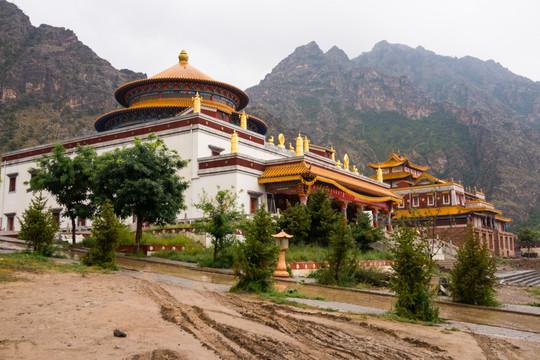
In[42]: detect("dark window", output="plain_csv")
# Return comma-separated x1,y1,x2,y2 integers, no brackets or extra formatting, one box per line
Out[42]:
9,176,16,192
250,197,258,213
7,215,15,231
52,211,61,224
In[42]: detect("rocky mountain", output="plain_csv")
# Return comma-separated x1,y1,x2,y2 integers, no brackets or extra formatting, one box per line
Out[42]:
0,0,145,152
246,42,540,228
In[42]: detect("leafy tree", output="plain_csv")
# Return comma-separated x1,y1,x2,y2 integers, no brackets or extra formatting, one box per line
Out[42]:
93,135,189,254
317,216,358,286
518,227,539,247
449,226,498,306
277,201,311,245
81,200,123,269
232,206,279,293
389,226,439,322
18,192,59,256
194,187,243,262
307,188,340,246
28,143,96,244
351,211,384,252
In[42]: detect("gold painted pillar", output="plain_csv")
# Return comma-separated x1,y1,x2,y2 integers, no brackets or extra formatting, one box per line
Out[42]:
231,130,239,153
295,134,304,156
240,110,247,129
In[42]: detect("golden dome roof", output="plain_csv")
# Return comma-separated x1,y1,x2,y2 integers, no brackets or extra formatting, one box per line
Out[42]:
150,49,215,81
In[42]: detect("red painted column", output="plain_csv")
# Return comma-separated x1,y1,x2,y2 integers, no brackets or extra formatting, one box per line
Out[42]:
372,208,378,228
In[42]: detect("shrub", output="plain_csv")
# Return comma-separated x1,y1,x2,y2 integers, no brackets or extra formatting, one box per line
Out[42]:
354,266,389,287
390,227,439,322
316,216,358,287
449,226,498,306
81,201,122,269
231,206,279,293
18,192,59,257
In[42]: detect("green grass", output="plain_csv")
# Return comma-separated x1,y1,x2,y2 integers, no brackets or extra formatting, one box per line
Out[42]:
0,251,91,281
285,245,393,263
258,288,309,308
525,287,540,299
375,311,440,326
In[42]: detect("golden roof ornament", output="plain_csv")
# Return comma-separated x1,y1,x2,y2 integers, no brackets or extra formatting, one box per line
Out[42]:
303,136,310,152
179,49,189,65
268,135,274,145
377,167,383,182
343,154,350,171
289,143,294,151
240,110,248,129
278,133,285,149
192,92,201,113
330,146,335,161
231,130,239,153
336,160,342,168
295,133,304,156
353,165,359,174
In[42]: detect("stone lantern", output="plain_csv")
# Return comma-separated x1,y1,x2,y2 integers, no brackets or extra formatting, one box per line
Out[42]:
271,229,293,278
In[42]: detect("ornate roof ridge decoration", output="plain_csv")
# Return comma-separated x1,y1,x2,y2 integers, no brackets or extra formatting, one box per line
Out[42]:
114,77,249,110
368,150,429,172
413,172,447,186
259,160,401,201
395,205,503,218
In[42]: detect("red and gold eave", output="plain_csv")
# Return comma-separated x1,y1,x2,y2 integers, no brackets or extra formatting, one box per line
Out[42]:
259,160,402,209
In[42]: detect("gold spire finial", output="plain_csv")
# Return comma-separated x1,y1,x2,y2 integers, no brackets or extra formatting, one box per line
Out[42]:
179,50,189,65
303,136,310,152
330,146,335,161
277,134,285,149
192,92,201,113
343,154,350,170
240,110,248,129
268,136,274,145
231,130,239,153
295,134,304,156
377,167,383,182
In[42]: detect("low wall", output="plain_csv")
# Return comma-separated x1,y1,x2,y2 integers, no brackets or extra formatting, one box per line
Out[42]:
116,245,201,256
289,260,395,277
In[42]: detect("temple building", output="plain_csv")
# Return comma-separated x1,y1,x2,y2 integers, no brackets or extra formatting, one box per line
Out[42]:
0,50,401,236
369,151,515,257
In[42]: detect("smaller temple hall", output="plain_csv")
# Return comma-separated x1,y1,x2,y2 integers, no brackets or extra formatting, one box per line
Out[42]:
369,151,515,257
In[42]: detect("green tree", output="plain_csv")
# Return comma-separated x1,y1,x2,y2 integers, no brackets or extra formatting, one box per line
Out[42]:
28,143,96,244
449,226,498,306
307,188,340,246
18,192,59,256
350,211,384,252
93,135,189,254
390,226,439,322
232,206,279,293
194,187,243,262
277,201,311,245
81,200,123,269
518,227,539,247
317,216,358,286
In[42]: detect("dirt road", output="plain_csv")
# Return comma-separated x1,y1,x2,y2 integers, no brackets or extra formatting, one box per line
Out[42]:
1,270,539,359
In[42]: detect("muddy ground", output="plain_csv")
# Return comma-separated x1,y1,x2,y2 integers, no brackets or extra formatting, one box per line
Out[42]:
1,270,539,360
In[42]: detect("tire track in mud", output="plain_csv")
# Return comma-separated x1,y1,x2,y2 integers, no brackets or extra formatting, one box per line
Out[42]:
141,281,315,360
216,293,453,360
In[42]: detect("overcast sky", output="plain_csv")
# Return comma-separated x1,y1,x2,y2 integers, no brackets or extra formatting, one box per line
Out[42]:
10,0,540,90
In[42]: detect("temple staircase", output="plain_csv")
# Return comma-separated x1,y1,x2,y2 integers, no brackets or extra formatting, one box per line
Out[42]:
497,270,540,287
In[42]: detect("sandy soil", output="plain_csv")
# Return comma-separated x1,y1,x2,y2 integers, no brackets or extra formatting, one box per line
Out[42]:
1,271,539,360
